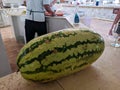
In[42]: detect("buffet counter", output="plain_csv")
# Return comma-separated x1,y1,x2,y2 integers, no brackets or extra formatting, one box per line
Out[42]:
62,4,120,9
61,4,119,21
1,3,118,42
9,11,89,43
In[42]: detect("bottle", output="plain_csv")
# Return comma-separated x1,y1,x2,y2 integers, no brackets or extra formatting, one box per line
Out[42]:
74,13,79,23
96,0,99,6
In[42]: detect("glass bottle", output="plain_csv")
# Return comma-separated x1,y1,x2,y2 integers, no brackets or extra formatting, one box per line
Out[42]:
74,13,79,23
74,1,79,24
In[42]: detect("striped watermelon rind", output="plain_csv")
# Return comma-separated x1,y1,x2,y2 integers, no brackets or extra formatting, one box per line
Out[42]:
17,28,105,82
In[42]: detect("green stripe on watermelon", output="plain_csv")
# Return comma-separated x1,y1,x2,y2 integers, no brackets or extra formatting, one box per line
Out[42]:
16,29,105,82
17,31,77,65
18,39,103,68
20,62,89,82
17,30,102,67
19,46,103,73
17,30,98,64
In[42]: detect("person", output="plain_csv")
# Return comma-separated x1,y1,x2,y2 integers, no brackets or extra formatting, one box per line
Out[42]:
108,8,120,47
0,0,3,8
109,8,120,36
24,0,55,43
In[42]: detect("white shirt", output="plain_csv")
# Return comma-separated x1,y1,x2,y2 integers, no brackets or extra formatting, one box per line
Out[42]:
26,0,50,22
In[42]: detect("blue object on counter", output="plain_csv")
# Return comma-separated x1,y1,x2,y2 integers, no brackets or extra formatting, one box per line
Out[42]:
74,13,79,23
96,1,99,6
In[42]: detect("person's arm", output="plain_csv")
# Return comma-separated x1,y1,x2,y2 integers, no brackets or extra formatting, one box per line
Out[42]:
113,10,120,24
44,4,55,16
109,8,120,35
50,0,57,7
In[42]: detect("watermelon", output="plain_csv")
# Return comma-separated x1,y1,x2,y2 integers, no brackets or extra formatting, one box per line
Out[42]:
17,28,105,83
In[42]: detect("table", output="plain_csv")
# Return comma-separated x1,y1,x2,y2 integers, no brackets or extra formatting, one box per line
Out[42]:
0,36,120,90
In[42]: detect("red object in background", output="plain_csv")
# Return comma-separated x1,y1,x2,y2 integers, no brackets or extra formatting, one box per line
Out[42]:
45,11,64,16
55,11,63,16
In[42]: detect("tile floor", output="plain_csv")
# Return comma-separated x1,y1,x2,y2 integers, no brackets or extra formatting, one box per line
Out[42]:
0,18,113,72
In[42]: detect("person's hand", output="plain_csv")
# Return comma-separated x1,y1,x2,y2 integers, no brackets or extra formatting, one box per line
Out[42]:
45,11,56,16
45,12,52,16
51,11,56,16
109,29,113,35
